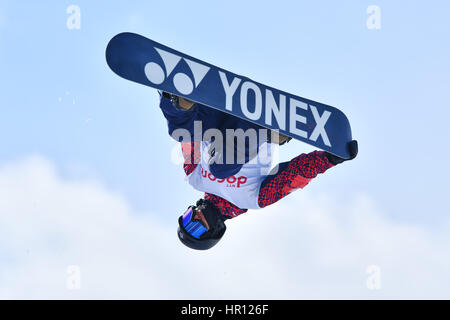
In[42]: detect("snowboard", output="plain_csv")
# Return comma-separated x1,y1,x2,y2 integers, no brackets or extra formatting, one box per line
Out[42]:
106,32,353,158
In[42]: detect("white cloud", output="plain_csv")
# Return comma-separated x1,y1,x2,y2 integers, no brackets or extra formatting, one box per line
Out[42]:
0,155,449,299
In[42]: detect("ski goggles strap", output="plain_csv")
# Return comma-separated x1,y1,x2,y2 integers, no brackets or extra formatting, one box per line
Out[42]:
181,206,208,239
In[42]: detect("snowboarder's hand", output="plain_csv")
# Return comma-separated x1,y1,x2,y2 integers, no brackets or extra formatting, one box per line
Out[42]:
163,92,196,111
178,97,195,110
325,140,358,165
270,131,292,145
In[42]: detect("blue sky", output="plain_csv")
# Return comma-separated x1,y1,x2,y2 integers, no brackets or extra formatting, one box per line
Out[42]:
1,1,450,298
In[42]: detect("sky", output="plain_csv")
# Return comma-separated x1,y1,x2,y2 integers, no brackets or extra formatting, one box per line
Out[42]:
0,0,450,299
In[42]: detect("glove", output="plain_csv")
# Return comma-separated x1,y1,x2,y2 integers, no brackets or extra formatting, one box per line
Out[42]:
162,91,195,111
325,140,358,165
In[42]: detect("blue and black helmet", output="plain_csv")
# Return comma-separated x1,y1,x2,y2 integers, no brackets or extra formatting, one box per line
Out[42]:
177,199,227,250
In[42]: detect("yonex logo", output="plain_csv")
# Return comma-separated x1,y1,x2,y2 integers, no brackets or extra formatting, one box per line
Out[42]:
144,45,331,148
144,47,210,95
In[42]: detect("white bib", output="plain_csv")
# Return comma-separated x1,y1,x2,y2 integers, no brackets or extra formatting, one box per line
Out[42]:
187,141,273,209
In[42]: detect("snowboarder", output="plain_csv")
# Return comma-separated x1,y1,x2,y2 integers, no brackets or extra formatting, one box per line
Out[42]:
158,91,358,250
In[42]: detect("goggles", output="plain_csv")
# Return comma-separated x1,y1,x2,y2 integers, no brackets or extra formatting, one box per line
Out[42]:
181,206,208,239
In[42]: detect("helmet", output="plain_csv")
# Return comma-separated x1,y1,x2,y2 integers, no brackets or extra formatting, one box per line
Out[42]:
177,199,227,250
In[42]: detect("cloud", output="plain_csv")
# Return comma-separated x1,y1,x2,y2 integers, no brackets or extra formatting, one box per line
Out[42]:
0,155,449,299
